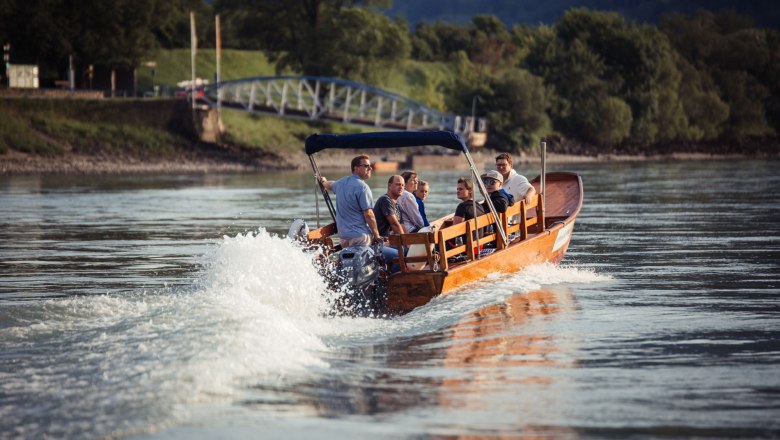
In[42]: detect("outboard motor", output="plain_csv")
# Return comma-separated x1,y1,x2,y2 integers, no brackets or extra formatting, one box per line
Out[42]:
287,219,309,241
335,242,386,315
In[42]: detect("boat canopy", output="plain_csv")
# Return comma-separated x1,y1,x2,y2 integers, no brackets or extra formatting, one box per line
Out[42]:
305,130,468,156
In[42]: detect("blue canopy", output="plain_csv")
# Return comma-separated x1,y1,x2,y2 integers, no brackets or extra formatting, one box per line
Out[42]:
305,130,468,155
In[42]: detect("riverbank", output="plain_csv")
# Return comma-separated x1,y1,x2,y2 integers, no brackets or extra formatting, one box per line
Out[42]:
1,146,768,175
2,98,776,176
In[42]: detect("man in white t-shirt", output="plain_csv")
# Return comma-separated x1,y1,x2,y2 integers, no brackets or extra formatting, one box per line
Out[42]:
495,153,536,205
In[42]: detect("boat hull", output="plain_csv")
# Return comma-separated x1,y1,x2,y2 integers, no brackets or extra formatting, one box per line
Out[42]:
384,217,576,314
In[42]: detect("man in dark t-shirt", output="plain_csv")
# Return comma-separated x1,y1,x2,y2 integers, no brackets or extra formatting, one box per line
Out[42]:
455,198,485,222
373,175,406,237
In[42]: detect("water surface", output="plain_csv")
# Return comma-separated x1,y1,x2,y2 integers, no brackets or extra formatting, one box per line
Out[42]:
1,160,779,439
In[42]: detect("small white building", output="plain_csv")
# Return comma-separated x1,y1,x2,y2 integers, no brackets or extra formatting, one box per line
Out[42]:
8,65,39,88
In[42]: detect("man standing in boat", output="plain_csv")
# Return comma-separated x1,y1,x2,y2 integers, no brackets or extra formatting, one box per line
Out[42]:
319,155,381,247
496,153,536,205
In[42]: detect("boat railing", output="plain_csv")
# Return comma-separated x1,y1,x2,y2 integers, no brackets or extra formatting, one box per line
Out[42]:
433,194,543,271
307,194,544,272
388,231,437,271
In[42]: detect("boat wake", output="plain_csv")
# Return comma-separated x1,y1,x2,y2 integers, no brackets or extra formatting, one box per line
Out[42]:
0,228,357,438
0,228,610,438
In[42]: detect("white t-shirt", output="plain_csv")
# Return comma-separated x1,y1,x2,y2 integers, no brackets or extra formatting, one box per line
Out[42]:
503,169,532,203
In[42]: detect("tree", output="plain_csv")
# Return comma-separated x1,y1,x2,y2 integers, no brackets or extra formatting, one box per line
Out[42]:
484,69,551,150
0,0,209,84
662,10,776,140
447,55,551,152
524,9,691,147
410,21,472,62
215,0,405,82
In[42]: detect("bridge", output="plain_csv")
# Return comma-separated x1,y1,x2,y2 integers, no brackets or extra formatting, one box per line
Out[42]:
198,75,486,143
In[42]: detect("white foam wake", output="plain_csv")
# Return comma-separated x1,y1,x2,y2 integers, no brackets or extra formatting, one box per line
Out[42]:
0,228,346,437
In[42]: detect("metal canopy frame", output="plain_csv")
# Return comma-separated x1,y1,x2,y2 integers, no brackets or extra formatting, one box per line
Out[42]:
305,130,508,247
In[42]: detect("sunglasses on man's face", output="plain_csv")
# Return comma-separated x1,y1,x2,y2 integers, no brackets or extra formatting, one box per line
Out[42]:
356,164,372,169
483,178,498,185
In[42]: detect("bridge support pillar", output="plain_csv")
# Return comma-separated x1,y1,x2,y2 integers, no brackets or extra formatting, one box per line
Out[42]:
194,105,223,143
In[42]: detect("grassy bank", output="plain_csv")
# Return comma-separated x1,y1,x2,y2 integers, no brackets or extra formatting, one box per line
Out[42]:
0,99,191,158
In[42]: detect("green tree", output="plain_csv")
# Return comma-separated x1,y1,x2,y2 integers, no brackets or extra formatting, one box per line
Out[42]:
410,21,473,62
215,0,405,82
674,55,729,140
0,0,208,83
447,55,550,152
311,8,410,83
524,9,691,147
662,10,776,140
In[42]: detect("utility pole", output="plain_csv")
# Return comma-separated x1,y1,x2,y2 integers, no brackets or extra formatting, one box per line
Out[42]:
471,94,482,133
4,43,11,87
190,11,197,113
215,14,222,127
68,55,74,91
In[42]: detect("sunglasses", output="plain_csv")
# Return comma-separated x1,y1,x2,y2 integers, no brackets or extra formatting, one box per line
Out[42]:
483,178,498,185
356,164,372,169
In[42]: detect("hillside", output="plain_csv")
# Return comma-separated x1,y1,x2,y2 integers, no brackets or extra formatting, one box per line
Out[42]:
388,0,780,29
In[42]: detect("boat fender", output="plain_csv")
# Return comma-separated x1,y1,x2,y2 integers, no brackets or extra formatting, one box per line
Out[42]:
287,218,309,241
407,226,432,270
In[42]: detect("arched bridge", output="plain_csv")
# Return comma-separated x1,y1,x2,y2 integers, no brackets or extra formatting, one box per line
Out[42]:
198,76,486,140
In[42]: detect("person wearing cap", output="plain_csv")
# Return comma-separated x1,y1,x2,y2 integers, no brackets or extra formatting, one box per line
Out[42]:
481,170,514,214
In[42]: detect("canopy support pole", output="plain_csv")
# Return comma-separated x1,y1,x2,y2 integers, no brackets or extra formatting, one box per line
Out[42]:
308,155,337,224
540,140,546,231
463,150,508,248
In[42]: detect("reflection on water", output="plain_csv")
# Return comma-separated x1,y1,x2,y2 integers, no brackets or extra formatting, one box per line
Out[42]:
442,287,576,387
434,287,579,438
236,286,581,437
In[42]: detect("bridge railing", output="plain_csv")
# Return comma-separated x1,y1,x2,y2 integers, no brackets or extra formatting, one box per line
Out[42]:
199,75,486,138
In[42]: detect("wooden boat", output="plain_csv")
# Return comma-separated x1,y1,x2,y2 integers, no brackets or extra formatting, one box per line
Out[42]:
301,131,583,315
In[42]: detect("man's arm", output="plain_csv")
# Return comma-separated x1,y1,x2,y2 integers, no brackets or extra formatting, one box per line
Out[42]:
524,186,537,205
387,214,405,236
319,176,333,191
362,209,381,240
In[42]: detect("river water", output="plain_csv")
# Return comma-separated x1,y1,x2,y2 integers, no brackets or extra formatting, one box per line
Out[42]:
1,160,779,439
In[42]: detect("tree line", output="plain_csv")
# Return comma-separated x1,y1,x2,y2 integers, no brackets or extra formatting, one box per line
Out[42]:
2,0,777,153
